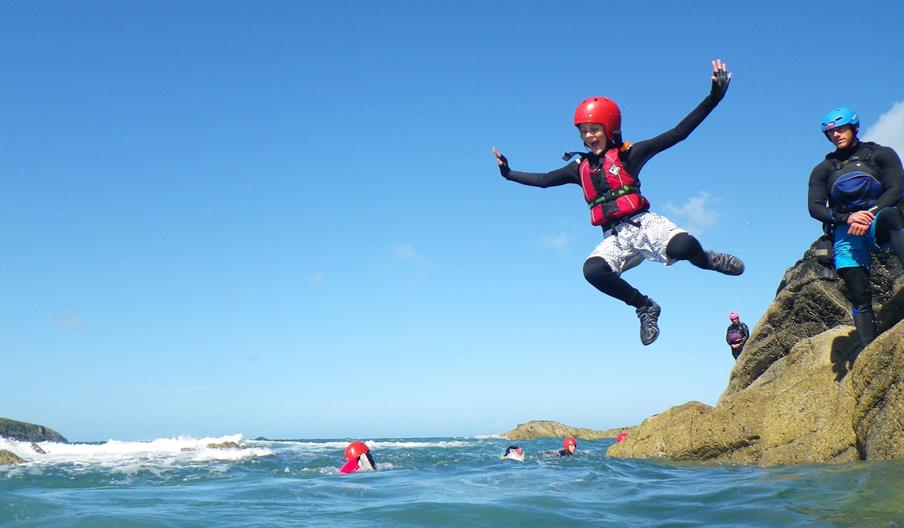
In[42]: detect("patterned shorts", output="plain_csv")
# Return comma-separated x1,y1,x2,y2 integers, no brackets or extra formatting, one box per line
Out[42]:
587,211,686,273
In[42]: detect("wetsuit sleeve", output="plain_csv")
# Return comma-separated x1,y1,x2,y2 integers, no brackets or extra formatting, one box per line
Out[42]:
807,160,844,224
504,162,581,188
874,146,904,210
626,95,720,172
725,325,733,345
741,323,750,343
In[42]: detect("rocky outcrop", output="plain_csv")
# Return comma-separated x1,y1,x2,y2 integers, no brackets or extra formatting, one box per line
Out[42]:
607,242,904,466
207,441,240,449
504,420,631,440
0,449,26,465
0,418,67,443
722,243,902,400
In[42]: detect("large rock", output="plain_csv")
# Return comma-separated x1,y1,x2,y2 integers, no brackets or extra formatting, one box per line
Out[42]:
607,242,904,466
0,418,67,443
0,449,26,465
722,242,902,400
504,420,629,440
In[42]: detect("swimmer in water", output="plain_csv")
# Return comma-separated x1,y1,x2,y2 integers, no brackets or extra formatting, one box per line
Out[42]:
501,445,525,462
558,437,577,457
340,441,376,473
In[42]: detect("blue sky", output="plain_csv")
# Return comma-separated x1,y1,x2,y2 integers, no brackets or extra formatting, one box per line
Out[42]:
2,1,902,441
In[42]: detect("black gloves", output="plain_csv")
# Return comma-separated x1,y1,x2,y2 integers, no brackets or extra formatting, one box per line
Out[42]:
710,68,731,102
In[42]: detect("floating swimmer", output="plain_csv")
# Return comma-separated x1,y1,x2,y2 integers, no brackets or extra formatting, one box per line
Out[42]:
558,437,577,457
340,441,376,474
492,60,744,346
501,445,524,462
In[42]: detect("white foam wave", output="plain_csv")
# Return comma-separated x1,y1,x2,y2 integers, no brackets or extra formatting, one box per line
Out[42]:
470,434,505,440
272,439,472,453
0,434,272,469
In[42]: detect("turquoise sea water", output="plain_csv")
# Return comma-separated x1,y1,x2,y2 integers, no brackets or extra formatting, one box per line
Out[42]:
2,435,903,527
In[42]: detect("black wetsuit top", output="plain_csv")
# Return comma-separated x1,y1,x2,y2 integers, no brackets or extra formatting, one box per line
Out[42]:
558,449,574,457
725,322,749,345
807,141,904,225
502,94,722,229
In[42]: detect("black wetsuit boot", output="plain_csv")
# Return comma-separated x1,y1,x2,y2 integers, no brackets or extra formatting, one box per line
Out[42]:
636,298,661,346
852,305,877,348
703,251,745,275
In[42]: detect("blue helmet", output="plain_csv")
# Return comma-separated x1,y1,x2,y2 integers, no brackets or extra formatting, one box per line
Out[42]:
821,107,859,133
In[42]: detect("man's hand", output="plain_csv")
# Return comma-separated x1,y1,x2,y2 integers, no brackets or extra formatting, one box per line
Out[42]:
492,147,510,178
710,59,732,102
847,210,874,236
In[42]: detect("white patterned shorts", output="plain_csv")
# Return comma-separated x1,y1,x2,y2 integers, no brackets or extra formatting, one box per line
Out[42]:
587,211,686,273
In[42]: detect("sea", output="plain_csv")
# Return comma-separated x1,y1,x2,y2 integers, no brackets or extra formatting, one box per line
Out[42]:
2,434,903,527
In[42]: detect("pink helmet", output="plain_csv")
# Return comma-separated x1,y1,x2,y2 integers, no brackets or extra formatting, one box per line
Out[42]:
728,312,739,320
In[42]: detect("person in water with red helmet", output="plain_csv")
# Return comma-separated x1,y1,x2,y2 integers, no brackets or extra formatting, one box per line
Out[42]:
492,60,744,345
725,311,750,359
558,437,577,457
340,441,376,474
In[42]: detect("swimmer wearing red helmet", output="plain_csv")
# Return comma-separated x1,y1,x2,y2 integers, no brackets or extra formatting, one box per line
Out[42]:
340,440,376,474
558,437,577,457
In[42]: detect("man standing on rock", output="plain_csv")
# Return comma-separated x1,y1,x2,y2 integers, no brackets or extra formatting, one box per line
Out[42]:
807,107,904,347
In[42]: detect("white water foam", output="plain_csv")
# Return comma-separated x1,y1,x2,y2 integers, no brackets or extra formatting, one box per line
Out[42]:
272,439,473,453
0,434,273,470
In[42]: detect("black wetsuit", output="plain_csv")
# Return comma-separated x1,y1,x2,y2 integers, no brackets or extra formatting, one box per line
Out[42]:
807,140,904,346
503,94,721,218
558,449,574,457
807,141,903,226
500,94,723,309
725,322,749,359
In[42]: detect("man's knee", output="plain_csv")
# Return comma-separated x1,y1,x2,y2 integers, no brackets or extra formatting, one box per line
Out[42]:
583,256,617,285
665,232,703,261
838,266,872,307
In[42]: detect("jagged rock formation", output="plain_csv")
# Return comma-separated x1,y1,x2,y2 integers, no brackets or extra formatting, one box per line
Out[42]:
0,418,68,443
607,242,904,465
504,420,630,441
207,441,241,449
0,449,26,465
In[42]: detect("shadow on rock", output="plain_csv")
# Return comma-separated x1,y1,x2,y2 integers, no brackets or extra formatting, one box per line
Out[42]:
830,331,859,382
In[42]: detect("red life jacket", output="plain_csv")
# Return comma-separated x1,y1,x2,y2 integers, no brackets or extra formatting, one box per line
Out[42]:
578,148,649,226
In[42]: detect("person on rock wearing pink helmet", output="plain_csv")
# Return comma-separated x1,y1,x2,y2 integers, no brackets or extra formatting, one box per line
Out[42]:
492,60,744,346
340,441,376,474
725,311,749,359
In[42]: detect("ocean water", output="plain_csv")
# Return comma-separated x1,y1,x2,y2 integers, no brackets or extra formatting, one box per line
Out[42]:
2,435,903,527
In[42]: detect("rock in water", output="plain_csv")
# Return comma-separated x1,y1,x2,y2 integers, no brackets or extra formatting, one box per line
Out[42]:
207,441,240,449
723,241,902,400
607,240,904,466
0,450,25,465
504,420,630,440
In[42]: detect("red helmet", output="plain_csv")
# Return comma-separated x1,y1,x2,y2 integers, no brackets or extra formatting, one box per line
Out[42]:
573,96,621,140
344,441,369,460
563,437,577,449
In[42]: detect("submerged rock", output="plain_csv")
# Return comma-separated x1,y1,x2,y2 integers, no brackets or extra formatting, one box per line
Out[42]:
0,417,67,443
504,420,630,441
207,441,240,449
607,241,904,466
0,449,25,465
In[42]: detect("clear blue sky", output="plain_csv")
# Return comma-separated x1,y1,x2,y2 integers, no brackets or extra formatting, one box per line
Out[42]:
2,0,902,441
